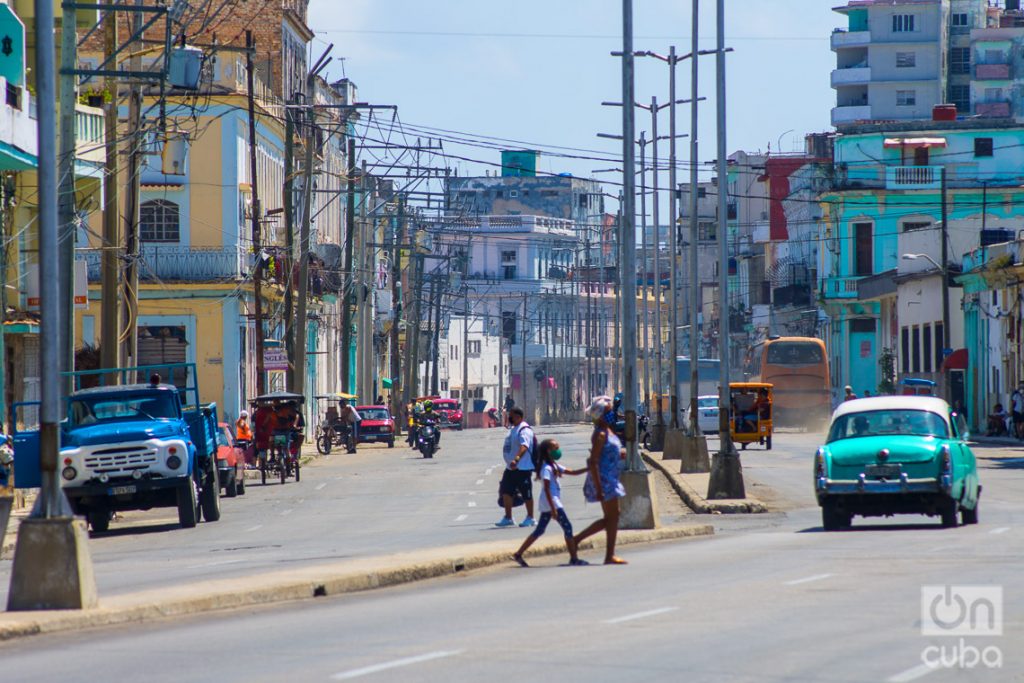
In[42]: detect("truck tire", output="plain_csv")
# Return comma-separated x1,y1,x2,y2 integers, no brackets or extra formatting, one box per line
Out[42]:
87,510,111,533
177,476,199,528
200,461,221,522
237,475,246,495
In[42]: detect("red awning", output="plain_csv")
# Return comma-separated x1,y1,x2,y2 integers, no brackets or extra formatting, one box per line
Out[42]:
883,137,947,149
942,348,968,371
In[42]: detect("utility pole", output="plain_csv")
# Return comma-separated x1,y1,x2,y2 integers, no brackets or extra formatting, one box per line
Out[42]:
8,0,96,611
649,99,664,431
122,0,144,370
639,134,650,415
667,45,680,430
431,272,443,395
294,73,319,397
100,6,120,372
246,31,266,395
283,96,295,389
341,137,357,393
497,295,504,418
521,292,528,410
358,160,373,398
940,167,951,401
391,197,405,433
708,0,745,500
688,0,703,437
462,287,470,427
58,0,78,391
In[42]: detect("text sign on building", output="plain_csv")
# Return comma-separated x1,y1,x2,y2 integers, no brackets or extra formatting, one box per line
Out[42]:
0,5,25,87
263,349,288,372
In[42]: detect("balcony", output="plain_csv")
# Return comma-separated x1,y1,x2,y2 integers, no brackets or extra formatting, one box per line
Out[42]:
976,101,1011,118
886,165,941,190
831,29,870,50
0,85,37,167
822,276,861,299
831,66,871,87
831,104,872,125
975,63,1011,80
85,245,249,282
73,104,105,165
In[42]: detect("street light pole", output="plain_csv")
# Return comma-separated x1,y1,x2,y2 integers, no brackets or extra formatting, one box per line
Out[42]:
688,0,702,437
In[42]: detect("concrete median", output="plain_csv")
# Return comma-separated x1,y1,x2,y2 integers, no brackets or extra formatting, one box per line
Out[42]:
0,523,712,642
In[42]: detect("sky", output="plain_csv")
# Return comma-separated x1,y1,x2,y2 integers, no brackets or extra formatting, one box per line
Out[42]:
307,0,841,212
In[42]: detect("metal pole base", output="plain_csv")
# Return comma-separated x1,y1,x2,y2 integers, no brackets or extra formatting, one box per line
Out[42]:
662,427,688,460
679,435,711,473
647,423,667,452
707,450,746,500
618,470,660,530
7,518,98,611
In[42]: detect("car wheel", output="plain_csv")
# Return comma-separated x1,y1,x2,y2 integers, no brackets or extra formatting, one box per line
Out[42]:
237,475,246,496
765,435,772,450
960,501,978,525
87,510,111,533
940,501,959,528
388,439,395,449
225,469,237,498
821,500,847,532
295,459,301,483
200,462,221,522
177,476,199,528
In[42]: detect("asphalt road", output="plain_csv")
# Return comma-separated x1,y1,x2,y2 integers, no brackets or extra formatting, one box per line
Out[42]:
2,428,1022,682
0,423,686,602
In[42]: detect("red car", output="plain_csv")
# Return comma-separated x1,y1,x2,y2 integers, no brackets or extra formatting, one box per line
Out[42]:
216,422,246,497
431,398,463,430
356,406,395,448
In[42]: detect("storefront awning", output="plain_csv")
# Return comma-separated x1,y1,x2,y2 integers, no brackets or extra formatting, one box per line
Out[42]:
0,141,37,171
941,348,968,371
883,137,947,149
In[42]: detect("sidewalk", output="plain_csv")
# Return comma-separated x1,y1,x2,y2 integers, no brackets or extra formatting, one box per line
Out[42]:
642,450,768,514
0,522,713,641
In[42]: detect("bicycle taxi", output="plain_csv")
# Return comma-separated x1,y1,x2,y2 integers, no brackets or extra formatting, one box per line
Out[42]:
729,382,774,450
251,390,304,484
314,392,359,455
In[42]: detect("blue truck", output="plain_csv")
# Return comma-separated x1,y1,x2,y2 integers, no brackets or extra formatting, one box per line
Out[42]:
13,363,221,532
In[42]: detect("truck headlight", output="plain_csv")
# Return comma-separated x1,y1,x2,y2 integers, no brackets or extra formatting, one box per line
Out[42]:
61,466,77,481
166,454,182,470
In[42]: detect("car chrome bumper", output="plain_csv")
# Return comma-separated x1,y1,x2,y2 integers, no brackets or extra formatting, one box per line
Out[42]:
817,473,951,495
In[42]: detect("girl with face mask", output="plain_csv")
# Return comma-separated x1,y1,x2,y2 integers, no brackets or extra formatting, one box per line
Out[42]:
512,439,588,567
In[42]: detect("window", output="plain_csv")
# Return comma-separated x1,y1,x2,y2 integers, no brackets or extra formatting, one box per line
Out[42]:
467,340,481,356
854,222,873,276
912,326,921,373
139,199,180,242
950,47,970,75
951,12,969,27
948,85,970,113
450,345,458,360
984,87,1004,102
901,327,910,374
500,250,517,263
697,187,707,198
698,221,716,241
923,324,933,373
896,90,916,107
892,14,915,32
975,137,994,157
896,52,916,68
902,221,931,232
934,322,944,369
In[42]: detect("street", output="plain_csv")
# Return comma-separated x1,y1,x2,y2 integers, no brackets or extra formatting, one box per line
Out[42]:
1,427,1021,682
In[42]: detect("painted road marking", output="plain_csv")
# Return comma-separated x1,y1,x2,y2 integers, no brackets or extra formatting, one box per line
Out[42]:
245,525,263,532
485,468,494,476
990,527,1010,535
186,558,246,570
602,607,678,625
467,501,477,508
331,650,464,680
468,491,476,496
282,509,294,516
475,479,484,485
887,663,936,682
455,514,468,522
784,573,833,586
316,482,327,491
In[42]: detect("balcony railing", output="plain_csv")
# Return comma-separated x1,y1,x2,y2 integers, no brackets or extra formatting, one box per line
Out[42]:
822,276,861,299
886,165,941,190
74,104,105,164
831,104,871,125
976,101,1011,118
85,245,249,282
831,66,871,87
975,63,1011,80
831,29,870,50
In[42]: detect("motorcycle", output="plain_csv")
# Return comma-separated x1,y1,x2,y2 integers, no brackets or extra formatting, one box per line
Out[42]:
417,424,438,458
639,414,652,450
0,434,13,489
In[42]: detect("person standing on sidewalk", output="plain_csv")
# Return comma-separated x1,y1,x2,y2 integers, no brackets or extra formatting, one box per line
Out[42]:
512,439,587,567
1012,385,1024,440
496,406,536,528
573,396,628,565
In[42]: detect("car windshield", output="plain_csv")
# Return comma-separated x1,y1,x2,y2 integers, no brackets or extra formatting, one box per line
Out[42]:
828,409,948,442
360,409,390,420
766,341,823,366
69,391,179,427
217,429,231,448
698,398,718,409
434,401,457,409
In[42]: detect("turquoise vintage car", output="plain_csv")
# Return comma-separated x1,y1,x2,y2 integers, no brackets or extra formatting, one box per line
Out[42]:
815,396,980,530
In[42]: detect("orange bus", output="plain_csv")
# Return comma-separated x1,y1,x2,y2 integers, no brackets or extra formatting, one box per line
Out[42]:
747,336,830,428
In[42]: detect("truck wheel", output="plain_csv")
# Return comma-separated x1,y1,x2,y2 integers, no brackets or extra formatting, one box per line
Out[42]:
225,469,237,498
200,463,221,522
766,435,772,450
87,510,111,533
177,476,199,528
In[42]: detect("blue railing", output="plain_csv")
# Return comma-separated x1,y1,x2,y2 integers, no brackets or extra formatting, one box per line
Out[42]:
84,245,249,282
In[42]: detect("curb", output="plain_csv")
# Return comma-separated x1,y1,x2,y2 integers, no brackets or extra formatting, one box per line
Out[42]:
642,452,767,514
0,523,713,641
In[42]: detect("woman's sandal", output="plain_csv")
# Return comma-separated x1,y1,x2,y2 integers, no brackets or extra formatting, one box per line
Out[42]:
604,556,628,565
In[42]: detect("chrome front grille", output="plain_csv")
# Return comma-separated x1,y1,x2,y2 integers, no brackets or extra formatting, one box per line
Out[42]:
83,447,160,475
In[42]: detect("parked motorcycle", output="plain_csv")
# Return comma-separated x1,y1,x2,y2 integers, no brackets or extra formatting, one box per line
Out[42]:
417,424,438,459
639,414,652,450
0,434,13,488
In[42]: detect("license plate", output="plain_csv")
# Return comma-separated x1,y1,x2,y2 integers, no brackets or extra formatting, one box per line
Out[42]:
865,464,901,479
110,485,137,495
